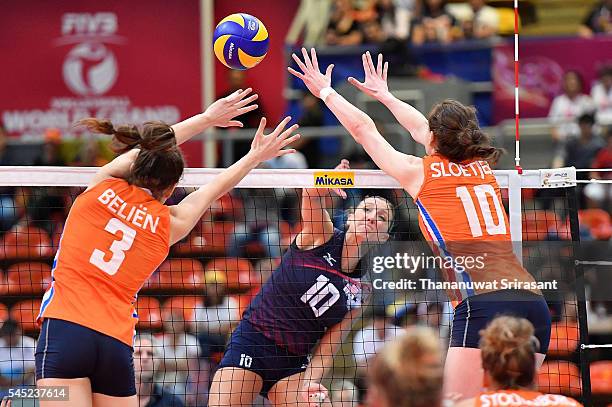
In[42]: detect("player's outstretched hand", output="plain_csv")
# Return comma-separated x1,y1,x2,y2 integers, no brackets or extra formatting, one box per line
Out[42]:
299,382,332,406
288,48,334,99
331,159,350,199
1,396,11,407
204,88,259,128
249,116,300,162
348,51,389,100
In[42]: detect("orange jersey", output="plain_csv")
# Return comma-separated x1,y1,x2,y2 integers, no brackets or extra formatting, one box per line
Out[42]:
39,178,170,346
415,154,536,304
472,390,582,407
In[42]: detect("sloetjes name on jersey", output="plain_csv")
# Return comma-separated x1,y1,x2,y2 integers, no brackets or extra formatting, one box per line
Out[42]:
430,160,493,180
97,188,160,233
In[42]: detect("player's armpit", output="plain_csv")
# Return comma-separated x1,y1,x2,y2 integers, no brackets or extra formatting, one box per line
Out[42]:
85,149,140,192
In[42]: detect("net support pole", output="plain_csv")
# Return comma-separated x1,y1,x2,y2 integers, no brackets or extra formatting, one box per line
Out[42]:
508,171,523,262
201,0,217,167
566,186,592,405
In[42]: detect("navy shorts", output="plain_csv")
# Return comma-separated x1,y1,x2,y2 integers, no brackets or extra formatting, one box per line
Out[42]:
35,318,136,397
218,320,309,397
450,289,552,354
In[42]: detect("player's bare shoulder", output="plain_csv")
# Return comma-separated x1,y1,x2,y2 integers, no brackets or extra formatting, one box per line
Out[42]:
395,153,424,198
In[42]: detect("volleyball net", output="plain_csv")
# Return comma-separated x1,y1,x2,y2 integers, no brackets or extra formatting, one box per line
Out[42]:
1,166,611,406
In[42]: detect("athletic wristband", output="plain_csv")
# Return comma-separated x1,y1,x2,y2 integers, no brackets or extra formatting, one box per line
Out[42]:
319,87,336,102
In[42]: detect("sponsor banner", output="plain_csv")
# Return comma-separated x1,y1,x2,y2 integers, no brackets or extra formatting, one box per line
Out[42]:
313,171,355,188
492,36,612,123
0,0,203,165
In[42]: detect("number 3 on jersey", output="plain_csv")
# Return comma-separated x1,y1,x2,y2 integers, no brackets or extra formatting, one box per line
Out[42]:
89,218,137,275
456,184,506,237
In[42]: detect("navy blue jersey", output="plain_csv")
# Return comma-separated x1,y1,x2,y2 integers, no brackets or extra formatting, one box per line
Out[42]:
244,228,366,356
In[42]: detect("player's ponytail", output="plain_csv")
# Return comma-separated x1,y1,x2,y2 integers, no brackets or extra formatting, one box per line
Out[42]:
479,316,538,390
76,118,142,154
76,118,184,200
428,99,504,164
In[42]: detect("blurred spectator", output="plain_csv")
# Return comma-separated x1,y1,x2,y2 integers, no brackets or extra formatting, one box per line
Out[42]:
460,0,500,39
134,335,184,407
286,0,333,45
227,189,283,258
376,0,416,40
254,257,278,285
578,0,612,38
585,128,612,210
549,70,595,165
326,0,364,45
23,186,69,235
193,269,239,356
411,0,459,45
352,305,403,377
362,19,388,43
219,70,266,162
564,113,605,170
592,64,612,126
72,138,110,167
564,113,605,208
330,379,360,406
156,310,201,404
366,326,444,407
264,149,308,170
227,137,309,256
34,129,66,166
0,320,35,394
416,301,451,349
368,0,421,77
294,93,325,168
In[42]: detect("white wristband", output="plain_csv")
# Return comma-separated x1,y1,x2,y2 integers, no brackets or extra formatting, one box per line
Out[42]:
319,87,336,102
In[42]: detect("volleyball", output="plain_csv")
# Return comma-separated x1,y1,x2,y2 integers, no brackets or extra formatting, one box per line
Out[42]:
213,13,269,70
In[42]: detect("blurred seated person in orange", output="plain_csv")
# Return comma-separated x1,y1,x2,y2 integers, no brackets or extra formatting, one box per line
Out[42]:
454,316,583,407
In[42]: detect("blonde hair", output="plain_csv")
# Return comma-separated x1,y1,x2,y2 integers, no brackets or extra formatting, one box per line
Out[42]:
369,327,444,407
479,316,538,389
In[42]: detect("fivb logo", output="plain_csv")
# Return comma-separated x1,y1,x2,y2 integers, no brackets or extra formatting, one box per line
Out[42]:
313,171,355,188
60,13,119,96
62,13,117,35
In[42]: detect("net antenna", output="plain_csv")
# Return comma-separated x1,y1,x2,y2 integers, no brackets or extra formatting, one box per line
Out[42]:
514,0,522,174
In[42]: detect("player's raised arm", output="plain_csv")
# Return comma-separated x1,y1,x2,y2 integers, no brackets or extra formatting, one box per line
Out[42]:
303,307,363,384
299,159,350,239
171,88,259,145
168,117,300,245
348,52,433,152
288,48,423,197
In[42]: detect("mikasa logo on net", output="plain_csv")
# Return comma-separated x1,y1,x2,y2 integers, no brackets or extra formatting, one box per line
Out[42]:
313,171,355,188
